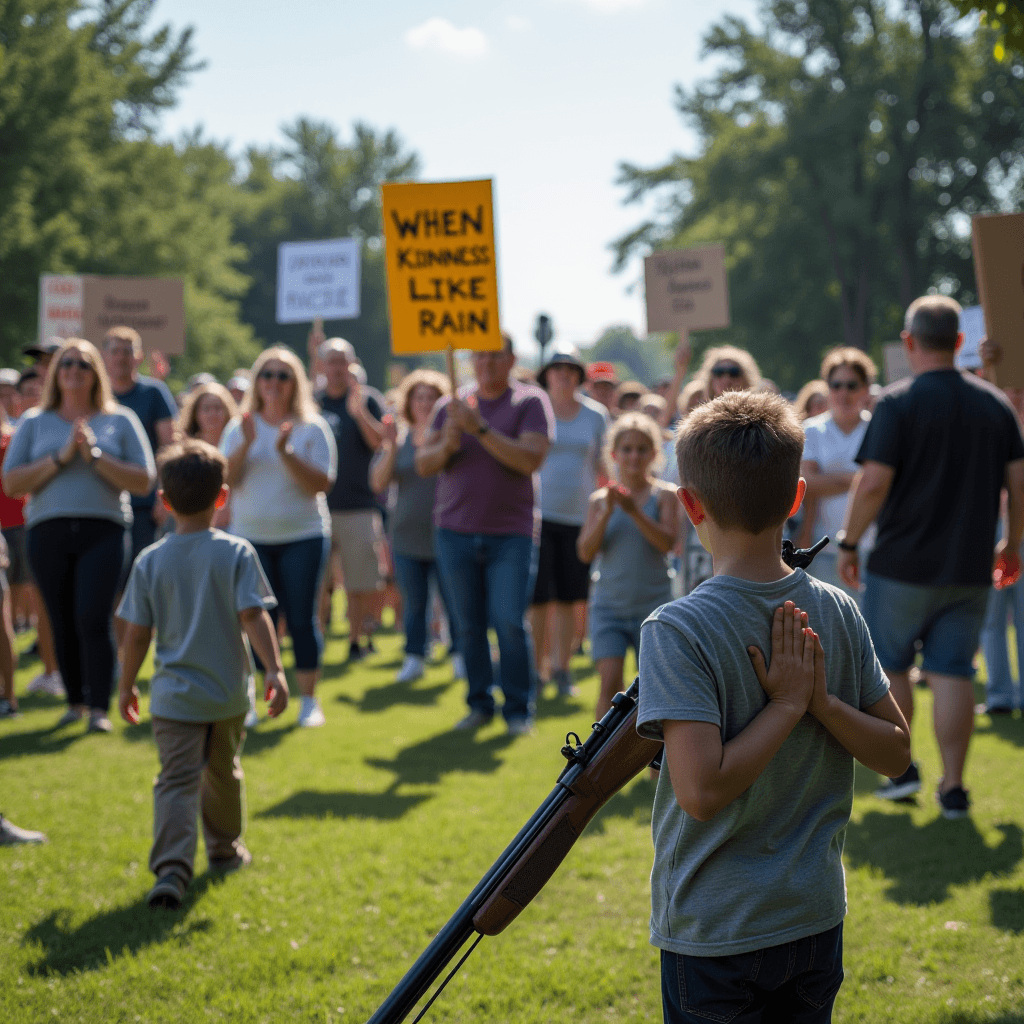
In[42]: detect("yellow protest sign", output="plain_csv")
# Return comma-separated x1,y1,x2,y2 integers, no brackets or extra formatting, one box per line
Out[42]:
382,179,502,354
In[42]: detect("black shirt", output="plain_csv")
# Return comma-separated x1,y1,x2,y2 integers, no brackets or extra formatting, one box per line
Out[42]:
114,375,177,510
856,369,1024,587
317,390,382,512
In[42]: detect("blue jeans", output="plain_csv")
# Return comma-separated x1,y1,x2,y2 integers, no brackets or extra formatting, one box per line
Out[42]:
434,529,537,722
980,581,1024,709
392,553,457,659
661,923,844,1024
251,536,329,671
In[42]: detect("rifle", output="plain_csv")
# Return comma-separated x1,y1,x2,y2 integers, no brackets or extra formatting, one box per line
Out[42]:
365,538,829,1024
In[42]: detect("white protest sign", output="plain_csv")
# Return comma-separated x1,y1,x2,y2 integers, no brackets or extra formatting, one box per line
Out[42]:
957,305,985,370
38,274,84,341
276,238,361,324
883,341,911,385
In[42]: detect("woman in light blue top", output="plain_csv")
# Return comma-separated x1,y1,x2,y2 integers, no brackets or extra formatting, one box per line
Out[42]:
3,339,155,732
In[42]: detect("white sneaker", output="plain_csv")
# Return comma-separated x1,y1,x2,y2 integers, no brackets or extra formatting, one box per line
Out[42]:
28,672,65,698
297,696,325,728
244,707,260,729
451,654,466,681
396,655,424,684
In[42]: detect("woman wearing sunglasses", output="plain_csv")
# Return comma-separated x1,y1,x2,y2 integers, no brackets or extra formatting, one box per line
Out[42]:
694,345,762,401
3,339,155,733
221,347,337,728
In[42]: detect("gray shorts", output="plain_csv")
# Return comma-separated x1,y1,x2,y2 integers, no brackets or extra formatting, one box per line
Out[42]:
330,510,385,593
2,526,31,586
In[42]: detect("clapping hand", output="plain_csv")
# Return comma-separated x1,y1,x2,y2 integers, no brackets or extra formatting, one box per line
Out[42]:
240,411,257,446
275,421,294,454
381,413,398,445
345,372,364,418
74,419,97,462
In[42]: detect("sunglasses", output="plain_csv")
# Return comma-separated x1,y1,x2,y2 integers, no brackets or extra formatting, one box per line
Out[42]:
711,365,743,378
258,369,293,382
829,380,863,392
58,358,93,371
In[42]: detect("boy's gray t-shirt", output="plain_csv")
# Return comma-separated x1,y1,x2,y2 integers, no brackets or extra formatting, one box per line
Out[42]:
637,569,888,957
116,530,277,723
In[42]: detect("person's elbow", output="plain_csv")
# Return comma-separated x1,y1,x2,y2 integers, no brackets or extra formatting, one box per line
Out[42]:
3,472,27,500
127,470,157,497
675,788,723,822
882,730,912,779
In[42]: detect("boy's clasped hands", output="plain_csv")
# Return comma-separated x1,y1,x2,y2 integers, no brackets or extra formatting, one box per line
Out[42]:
747,601,832,722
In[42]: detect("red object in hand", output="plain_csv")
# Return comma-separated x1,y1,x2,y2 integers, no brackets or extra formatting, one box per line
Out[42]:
467,395,478,409
383,413,394,425
994,551,1021,589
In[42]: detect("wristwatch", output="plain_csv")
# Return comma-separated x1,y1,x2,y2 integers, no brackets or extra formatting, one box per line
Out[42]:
89,446,103,464
835,531,858,553
477,422,489,437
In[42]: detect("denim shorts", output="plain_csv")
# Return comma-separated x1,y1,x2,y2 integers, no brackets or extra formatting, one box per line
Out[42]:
862,571,990,678
589,605,645,661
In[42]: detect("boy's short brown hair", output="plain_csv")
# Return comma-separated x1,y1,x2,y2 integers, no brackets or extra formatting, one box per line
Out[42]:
157,439,227,516
675,391,804,534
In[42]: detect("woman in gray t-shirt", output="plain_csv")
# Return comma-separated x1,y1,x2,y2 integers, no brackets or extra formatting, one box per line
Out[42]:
370,370,458,685
3,339,155,732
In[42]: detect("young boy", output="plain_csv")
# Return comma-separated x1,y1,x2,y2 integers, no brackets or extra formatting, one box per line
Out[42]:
117,439,288,910
637,392,910,1023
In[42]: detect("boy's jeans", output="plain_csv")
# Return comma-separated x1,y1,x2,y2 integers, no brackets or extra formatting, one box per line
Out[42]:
150,715,247,886
661,922,843,1023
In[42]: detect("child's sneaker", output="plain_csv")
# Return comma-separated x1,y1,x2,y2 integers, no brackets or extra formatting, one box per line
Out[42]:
875,762,921,801
936,782,970,819
396,655,424,683
27,671,65,698
297,695,325,728
147,873,185,909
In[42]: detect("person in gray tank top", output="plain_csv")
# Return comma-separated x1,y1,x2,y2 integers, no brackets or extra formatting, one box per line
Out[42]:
577,412,678,719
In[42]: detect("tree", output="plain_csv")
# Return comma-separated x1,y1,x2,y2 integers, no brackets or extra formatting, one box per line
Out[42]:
234,119,420,389
614,0,1024,389
949,0,1024,58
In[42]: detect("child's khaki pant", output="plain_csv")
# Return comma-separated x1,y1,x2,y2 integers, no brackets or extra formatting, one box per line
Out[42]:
150,714,246,885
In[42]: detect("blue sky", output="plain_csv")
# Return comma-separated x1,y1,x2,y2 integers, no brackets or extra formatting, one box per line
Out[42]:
155,0,758,361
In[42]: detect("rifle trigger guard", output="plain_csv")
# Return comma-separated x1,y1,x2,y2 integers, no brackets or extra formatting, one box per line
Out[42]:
560,731,588,768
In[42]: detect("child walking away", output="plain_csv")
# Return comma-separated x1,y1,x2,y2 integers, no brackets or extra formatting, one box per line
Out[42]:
577,412,677,720
637,392,910,1023
116,440,288,910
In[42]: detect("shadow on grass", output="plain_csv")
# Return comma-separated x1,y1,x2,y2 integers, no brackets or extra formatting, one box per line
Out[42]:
844,810,1023,905
990,888,1024,933
120,719,153,743
256,787,432,821
974,713,1024,749
243,722,296,755
366,729,514,787
353,676,456,714
584,774,658,836
23,874,217,976
0,724,86,760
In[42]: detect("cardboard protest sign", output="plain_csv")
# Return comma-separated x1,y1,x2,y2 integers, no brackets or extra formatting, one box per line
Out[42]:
39,275,185,354
276,238,361,324
883,342,912,385
972,212,1024,388
381,179,502,354
644,245,730,333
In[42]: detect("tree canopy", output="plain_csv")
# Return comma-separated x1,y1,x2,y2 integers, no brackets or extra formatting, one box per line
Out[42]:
614,0,1024,389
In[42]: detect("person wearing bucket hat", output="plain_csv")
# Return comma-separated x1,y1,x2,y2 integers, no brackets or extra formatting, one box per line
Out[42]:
531,346,609,696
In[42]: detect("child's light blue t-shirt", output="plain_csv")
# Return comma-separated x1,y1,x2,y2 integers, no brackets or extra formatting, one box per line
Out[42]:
116,530,277,722
637,569,889,957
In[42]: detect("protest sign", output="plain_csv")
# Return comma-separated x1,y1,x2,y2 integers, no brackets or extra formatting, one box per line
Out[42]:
644,245,730,333
957,305,985,370
972,212,1024,388
381,179,502,354
276,238,361,324
39,275,185,354
883,342,912,385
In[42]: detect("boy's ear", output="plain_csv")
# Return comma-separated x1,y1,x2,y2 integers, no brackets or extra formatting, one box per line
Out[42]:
158,489,173,513
678,487,705,527
214,484,229,510
788,478,807,519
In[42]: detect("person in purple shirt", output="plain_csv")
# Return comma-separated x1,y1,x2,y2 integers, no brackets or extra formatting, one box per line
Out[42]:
417,333,554,735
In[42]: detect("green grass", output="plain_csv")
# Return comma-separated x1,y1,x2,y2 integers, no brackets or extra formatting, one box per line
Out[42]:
2,611,1024,1023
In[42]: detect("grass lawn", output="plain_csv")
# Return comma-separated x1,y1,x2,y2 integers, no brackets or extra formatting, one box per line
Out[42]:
2,609,1024,1024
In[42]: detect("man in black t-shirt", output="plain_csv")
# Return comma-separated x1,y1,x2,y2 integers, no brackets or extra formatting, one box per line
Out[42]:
315,338,383,661
837,296,1024,819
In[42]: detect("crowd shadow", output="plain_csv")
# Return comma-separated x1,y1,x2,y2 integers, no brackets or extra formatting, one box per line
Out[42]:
990,887,1024,933
256,787,431,821
365,729,514,789
974,713,1024,750
354,677,455,714
844,811,1023,905
0,723,85,761
243,722,296,755
23,874,216,976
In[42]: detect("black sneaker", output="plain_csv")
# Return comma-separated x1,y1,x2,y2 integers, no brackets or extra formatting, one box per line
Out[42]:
346,641,364,663
0,699,19,719
875,762,921,801
937,784,971,820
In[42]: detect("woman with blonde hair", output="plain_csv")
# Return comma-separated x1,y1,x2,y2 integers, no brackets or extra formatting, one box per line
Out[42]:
794,379,830,421
370,369,459,683
3,339,155,732
220,347,337,728
695,345,762,400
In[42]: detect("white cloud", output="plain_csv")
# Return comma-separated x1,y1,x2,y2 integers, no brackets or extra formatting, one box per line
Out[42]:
505,15,532,31
404,18,488,57
558,0,650,11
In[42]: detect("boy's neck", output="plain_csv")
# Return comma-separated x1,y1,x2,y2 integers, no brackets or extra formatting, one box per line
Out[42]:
709,524,792,584
174,508,218,534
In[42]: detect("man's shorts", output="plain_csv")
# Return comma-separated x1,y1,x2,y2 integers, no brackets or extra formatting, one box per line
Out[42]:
862,571,990,678
330,510,385,593
1,526,31,586
589,605,645,662
531,520,590,605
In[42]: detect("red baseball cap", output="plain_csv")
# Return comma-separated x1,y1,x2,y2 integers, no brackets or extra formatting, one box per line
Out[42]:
587,362,620,385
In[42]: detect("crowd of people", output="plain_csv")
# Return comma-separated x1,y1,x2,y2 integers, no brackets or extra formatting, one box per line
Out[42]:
1,298,1020,921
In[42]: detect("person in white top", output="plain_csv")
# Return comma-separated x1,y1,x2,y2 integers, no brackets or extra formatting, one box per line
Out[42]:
798,347,878,601
221,347,337,728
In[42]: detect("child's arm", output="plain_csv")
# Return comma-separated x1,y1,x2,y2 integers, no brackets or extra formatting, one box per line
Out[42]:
576,489,613,564
620,484,678,554
664,603,816,821
806,632,911,777
117,620,153,724
239,606,289,717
